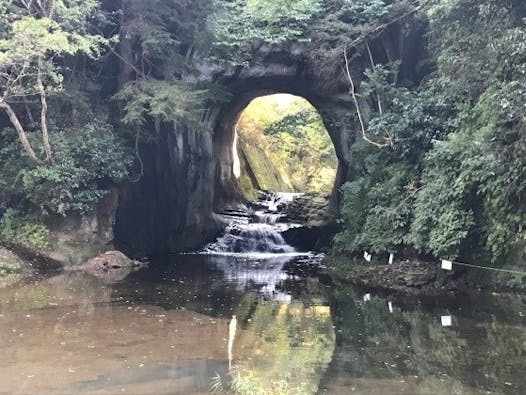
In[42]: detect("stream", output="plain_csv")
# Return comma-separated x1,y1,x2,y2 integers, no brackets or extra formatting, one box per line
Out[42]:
0,193,525,394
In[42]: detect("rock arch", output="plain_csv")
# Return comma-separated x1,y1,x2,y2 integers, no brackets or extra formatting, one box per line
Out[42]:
114,25,426,256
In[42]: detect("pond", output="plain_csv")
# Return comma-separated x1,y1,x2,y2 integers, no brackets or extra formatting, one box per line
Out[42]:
0,252,525,395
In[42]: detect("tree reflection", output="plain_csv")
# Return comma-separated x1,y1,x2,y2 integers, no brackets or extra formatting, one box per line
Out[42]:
324,285,526,394
214,298,335,394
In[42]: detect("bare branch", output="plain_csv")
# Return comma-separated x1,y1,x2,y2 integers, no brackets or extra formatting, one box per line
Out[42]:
343,47,391,149
0,98,42,163
37,57,52,162
365,40,384,115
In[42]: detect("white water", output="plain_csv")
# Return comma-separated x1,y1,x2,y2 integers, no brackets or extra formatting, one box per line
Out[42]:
264,192,303,212
205,192,302,255
206,223,296,254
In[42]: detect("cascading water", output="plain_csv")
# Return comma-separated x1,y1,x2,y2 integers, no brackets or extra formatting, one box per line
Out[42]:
205,192,303,254
212,223,295,253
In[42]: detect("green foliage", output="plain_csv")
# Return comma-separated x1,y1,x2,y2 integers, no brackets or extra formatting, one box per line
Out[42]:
115,0,230,128
209,0,322,63
116,79,230,128
16,222,50,249
0,209,49,249
334,0,526,266
237,95,337,193
309,0,415,65
334,71,450,255
0,0,108,100
341,0,391,23
0,122,132,216
334,161,417,254
0,209,19,241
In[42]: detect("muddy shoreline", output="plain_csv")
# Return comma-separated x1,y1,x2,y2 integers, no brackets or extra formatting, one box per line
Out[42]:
327,258,526,298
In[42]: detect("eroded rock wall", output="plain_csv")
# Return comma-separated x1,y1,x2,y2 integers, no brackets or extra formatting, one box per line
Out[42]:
114,122,221,256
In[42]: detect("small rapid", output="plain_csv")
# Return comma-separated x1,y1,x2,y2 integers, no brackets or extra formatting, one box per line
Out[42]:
205,192,303,254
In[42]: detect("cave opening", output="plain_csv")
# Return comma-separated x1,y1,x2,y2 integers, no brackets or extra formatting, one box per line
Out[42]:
231,94,338,201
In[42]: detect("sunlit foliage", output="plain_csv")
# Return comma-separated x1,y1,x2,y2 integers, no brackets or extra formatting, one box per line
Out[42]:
236,95,337,193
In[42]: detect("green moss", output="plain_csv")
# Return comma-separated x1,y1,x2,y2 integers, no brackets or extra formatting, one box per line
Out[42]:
239,171,259,201
241,142,294,192
0,210,49,249
0,260,21,275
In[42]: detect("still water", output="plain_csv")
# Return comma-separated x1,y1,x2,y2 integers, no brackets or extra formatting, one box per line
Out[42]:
0,254,525,395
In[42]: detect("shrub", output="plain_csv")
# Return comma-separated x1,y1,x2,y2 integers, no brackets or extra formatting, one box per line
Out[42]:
0,121,132,216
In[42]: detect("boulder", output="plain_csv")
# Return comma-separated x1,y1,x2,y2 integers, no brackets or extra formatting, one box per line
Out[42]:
79,250,143,271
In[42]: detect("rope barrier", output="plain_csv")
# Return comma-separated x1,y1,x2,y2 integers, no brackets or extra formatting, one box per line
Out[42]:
362,250,526,276
444,260,526,276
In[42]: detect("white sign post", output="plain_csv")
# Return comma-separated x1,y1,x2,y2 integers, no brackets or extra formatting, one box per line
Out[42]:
441,316,452,327
441,260,453,271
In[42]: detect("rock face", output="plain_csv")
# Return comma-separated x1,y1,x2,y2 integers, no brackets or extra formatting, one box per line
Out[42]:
239,139,294,193
113,44,353,256
113,23,427,256
113,122,222,256
286,193,334,225
5,188,119,267
281,193,337,252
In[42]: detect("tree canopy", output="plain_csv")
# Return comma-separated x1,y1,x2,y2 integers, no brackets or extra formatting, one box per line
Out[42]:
0,0,525,268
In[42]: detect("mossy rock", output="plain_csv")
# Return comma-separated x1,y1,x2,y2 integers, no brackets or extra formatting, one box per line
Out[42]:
240,141,294,193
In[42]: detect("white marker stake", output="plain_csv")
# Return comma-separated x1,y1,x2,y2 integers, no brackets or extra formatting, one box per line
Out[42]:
363,293,371,302
388,253,394,265
441,316,452,327
388,301,394,313
441,260,453,271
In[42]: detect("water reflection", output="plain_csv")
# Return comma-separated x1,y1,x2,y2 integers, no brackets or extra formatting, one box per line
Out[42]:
0,255,525,394
0,254,335,395
212,255,297,301
321,286,526,395
229,300,335,395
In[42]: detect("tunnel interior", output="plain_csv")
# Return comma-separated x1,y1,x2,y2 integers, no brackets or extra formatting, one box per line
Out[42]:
212,85,350,211
229,93,338,199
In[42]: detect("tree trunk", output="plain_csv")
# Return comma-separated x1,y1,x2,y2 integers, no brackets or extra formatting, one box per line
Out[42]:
37,58,52,162
0,100,41,163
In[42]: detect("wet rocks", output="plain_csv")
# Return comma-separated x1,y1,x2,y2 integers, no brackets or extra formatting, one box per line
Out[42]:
76,250,143,271
62,250,146,283
285,193,333,225
282,224,338,252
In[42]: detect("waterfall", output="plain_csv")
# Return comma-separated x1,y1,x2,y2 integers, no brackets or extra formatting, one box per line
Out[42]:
206,223,295,254
205,192,302,254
